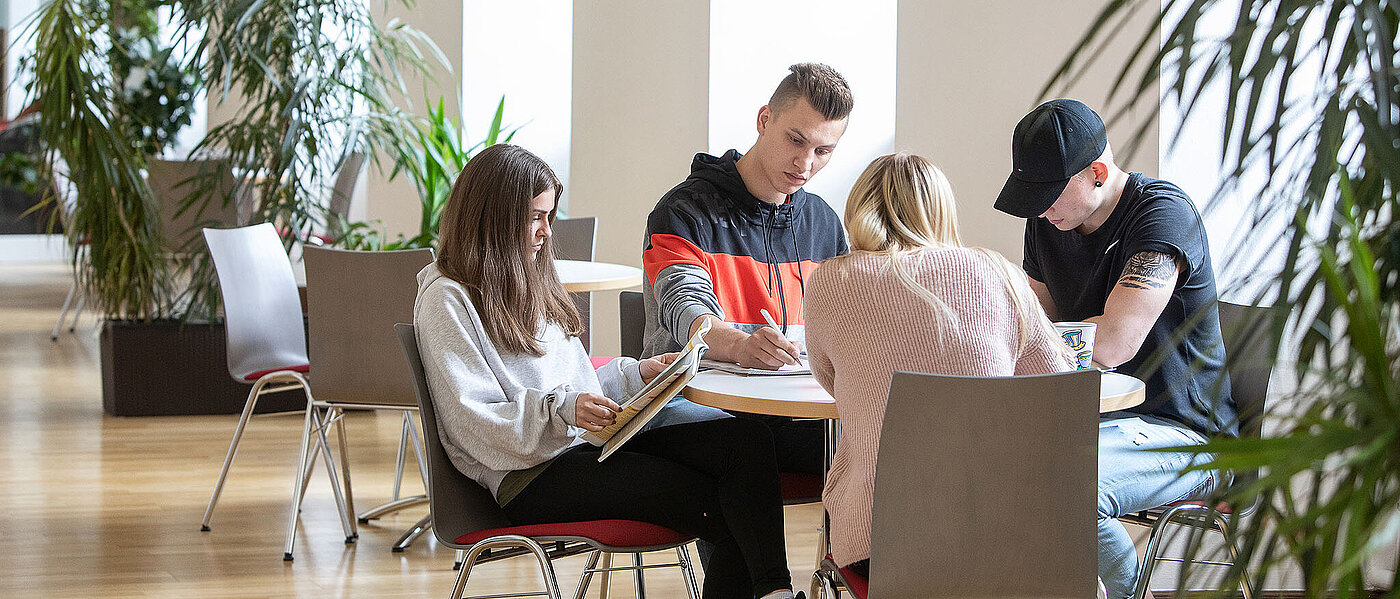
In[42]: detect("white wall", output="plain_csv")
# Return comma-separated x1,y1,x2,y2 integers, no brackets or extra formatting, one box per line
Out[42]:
708,0,896,217
570,0,710,357
895,1,1160,260
360,0,463,239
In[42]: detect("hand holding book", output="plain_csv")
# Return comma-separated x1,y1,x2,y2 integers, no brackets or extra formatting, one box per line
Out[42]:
580,320,710,461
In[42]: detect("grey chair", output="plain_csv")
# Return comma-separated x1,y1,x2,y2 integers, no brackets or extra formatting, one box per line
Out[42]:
149,158,246,252
322,151,366,240
619,290,644,359
200,224,355,549
49,156,86,340
1123,301,1278,599
394,323,701,599
815,369,1102,598
292,245,435,559
552,216,598,351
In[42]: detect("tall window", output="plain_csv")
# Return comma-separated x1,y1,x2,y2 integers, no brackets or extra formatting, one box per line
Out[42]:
708,0,896,216
462,0,572,210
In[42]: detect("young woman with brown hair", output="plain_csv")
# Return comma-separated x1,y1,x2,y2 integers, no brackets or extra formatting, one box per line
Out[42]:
414,144,800,599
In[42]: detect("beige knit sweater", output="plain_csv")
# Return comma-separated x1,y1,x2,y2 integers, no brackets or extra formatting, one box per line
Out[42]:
805,247,1072,566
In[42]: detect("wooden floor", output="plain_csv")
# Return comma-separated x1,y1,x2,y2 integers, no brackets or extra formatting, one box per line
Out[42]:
0,261,824,598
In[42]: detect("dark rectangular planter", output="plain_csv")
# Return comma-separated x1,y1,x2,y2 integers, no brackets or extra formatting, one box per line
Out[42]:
100,319,304,417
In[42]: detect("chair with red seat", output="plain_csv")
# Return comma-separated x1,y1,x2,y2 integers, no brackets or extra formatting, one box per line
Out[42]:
395,323,701,599
1121,301,1277,599
199,223,354,545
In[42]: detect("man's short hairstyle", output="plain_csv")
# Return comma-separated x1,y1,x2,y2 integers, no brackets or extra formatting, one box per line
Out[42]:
768,63,853,121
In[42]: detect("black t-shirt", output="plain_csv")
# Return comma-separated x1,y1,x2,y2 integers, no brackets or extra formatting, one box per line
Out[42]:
1023,173,1237,437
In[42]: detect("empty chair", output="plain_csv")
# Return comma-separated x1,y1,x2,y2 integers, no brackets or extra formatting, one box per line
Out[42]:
619,290,644,360
295,245,435,558
1122,301,1278,599
815,369,1101,598
49,156,86,340
394,323,701,599
552,216,597,351
321,151,366,242
200,224,355,550
149,158,246,252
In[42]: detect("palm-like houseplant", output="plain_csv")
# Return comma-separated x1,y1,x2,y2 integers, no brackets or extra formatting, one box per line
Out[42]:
28,0,442,321
1049,0,1399,595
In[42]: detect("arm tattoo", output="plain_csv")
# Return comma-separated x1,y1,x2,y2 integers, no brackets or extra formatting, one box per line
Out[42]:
1118,252,1176,290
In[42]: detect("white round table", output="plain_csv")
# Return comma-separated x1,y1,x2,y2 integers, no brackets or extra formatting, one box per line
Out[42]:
683,370,1145,419
555,259,643,292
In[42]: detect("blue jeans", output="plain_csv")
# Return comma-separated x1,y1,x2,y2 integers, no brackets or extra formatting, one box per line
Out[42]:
640,395,731,432
1098,415,1218,599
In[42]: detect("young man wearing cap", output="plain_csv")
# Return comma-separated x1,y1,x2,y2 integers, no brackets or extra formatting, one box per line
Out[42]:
996,99,1238,599
640,63,852,476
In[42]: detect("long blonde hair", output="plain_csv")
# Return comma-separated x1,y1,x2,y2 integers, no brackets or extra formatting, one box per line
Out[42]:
835,152,1056,350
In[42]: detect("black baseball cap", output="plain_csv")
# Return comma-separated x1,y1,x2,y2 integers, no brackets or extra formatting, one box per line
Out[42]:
994,99,1107,218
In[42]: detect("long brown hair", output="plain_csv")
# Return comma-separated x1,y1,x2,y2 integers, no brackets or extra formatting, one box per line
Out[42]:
436,144,581,356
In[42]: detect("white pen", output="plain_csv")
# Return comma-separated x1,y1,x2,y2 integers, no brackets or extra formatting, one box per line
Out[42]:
759,308,780,330
759,308,801,364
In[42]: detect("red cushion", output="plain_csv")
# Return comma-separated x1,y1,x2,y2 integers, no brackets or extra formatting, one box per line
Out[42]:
826,554,869,598
780,472,823,503
590,356,615,369
242,363,310,382
456,519,690,549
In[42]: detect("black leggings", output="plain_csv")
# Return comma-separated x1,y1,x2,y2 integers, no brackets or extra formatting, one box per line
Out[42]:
502,418,792,599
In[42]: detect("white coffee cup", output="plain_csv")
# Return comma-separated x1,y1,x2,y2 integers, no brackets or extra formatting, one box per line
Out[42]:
1053,322,1097,370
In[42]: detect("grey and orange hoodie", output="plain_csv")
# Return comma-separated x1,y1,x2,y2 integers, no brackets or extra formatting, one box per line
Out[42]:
641,149,848,357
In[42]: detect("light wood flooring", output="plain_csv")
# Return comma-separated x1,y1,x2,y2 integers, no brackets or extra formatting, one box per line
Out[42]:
0,261,824,598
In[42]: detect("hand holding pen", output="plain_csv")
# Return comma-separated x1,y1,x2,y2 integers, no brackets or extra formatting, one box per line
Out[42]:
747,308,802,367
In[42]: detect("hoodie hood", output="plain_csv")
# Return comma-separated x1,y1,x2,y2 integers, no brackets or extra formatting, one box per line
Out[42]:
687,150,809,229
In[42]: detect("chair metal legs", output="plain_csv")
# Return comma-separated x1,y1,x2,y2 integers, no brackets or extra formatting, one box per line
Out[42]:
284,403,357,561
356,410,433,553
454,542,700,599
454,535,563,599
1131,503,1254,599
51,279,84,341
201,371,310,531
813,568,841,599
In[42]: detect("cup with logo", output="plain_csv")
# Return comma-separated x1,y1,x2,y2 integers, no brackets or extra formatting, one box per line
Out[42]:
1053,321,1097,370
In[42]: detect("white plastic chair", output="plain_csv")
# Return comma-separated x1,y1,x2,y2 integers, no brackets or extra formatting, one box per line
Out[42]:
199,223,356,554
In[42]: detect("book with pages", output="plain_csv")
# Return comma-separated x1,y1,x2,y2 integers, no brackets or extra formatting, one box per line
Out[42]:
699,358,810,376
581,321,709,461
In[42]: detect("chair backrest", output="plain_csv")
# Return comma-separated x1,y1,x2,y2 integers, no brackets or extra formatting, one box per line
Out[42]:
395,323,513,546
325,151,366,234
553,216,598,350
304,246,433,406
1217,301,1276,441
552,216,597,262
868,369,1101,599
619,290,644,359
150,158,243,251
203,223,309,381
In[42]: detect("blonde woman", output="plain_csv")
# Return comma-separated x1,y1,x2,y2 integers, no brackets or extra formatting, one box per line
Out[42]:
804,152,1073,576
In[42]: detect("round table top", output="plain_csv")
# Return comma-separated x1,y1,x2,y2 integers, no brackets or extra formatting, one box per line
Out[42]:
683,370,1145,420
555,259,643,292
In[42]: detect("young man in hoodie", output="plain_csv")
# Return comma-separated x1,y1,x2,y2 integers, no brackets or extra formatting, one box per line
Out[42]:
641,63,852,475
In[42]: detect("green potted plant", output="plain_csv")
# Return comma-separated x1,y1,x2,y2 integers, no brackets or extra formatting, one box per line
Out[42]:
1052,0,1398,594
336,96,520,251
27,0,442,415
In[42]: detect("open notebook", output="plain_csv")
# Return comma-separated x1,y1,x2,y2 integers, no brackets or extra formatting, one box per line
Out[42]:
699,358,810,376
581,321,710,461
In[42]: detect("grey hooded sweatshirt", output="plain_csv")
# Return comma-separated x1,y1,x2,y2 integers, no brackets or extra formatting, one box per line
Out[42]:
413,263,645,497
